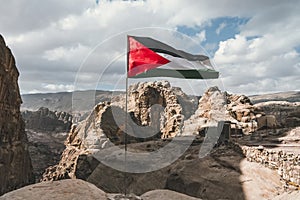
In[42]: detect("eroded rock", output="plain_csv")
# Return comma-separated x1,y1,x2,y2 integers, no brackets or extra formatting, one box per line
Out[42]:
0,34,34,195
22,107,72,132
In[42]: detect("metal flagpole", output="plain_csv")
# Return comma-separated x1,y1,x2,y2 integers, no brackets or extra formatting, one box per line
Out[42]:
124,76,128,196
124,35,129,196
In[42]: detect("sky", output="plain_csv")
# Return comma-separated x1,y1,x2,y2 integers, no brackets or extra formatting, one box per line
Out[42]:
0,0,299,96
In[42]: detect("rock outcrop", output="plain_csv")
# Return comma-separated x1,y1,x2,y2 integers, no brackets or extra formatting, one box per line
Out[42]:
0,179,203,200
182,87,267,135
0,34,34,195
42,102,136,181
42,81,198,181
43,138,247,199
254,101,300,128
22,107,72,132
0,179,107,200
128,81,193,138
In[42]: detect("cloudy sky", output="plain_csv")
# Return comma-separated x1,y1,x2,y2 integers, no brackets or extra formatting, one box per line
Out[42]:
1,0,299,95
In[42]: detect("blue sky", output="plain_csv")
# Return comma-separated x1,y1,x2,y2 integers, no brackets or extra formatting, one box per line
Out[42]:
0,0,299,95
177,17,250,54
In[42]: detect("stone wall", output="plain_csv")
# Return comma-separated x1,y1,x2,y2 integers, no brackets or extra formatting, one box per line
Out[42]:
0,34,34,195
242,146,300,188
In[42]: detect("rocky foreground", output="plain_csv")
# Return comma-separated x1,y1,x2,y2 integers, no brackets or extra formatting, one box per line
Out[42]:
2,142,300,200
0,179,203,200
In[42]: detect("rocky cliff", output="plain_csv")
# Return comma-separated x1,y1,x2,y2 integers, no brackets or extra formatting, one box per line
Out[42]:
22,107,72,132
0,34,34,195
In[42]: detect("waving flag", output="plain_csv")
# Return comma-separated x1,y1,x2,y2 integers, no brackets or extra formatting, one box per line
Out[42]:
127,35,219,79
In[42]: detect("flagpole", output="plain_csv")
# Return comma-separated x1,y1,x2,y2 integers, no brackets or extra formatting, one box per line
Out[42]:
124,35,129,197
124,75,128,196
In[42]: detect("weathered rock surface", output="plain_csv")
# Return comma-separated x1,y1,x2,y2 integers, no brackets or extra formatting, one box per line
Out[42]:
0,34,34,195
22,107,72,132
141,189,201,200
38,82,299,199
43,139,247,199
113,81,197,138
41,81,197,182
43,137,286,199
254,101,300,128
0,179,203,200
0,179,107,200
182,87,268,135
41,102,121,181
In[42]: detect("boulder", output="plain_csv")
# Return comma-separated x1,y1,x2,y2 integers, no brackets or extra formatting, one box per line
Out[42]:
0,179,107,200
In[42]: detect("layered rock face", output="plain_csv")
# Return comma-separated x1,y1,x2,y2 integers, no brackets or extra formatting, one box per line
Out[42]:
22,107,72,132
0,35,33,195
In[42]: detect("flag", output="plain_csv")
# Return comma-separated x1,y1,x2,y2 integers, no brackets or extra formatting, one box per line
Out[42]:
127,35,219,79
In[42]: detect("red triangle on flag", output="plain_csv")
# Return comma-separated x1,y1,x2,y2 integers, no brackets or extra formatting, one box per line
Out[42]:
128,36,170,77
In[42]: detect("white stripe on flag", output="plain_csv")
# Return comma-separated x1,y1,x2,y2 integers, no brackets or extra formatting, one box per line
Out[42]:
158,53,213,70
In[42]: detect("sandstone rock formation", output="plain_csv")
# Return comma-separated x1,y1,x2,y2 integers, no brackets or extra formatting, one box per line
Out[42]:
254,101,300,128
112,81,197,138
22,107,72,132
0,34,34,195
0,179,107,200
42,102,123,181
182,86,267,135
43,138,247,199
128,81,188,138
41,81,199,181
38,81,300,199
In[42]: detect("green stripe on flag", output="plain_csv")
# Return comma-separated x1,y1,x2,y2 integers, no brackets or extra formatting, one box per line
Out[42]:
130,68,219,79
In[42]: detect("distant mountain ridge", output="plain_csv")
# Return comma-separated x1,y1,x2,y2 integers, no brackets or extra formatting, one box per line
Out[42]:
21,90,124,112
249,91,300,104
21,90,300,113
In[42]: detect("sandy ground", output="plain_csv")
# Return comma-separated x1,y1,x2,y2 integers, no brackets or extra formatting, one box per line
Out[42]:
240,159,283,200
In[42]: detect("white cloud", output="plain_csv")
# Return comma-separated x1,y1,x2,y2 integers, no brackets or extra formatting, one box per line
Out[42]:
43,84,74,92
43,45,91,62
1,0,299,95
